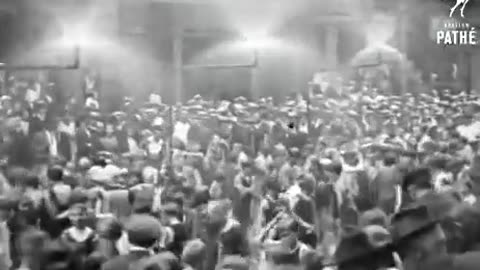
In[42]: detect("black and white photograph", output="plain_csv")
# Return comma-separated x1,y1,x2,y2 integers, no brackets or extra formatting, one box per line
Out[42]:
0,0,478,270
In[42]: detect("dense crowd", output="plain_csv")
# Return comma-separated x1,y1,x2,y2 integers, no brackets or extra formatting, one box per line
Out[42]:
1,73,480,270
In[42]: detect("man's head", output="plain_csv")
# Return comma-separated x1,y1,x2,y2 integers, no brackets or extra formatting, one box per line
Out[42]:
240,160,253,175
105,123,115,136
383,152,397,167
126,214,162,249
181,239,206,267
333,225,394,270
392,205,447,264
37,107,48,118
232,143,243,155
68,203,89,229
47,165,64,183
298,176,315,196
403,168,433,201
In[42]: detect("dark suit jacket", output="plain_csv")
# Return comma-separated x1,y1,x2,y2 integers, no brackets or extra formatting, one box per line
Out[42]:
7,131,35,168
58,132,72,161
28,115,45,136
76,128,93,159
32,130,50,162
102,250,151,270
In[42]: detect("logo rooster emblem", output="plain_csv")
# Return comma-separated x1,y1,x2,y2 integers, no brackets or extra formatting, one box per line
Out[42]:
449,0,470,18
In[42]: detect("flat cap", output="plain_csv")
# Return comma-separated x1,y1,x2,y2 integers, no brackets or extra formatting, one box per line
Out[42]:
125,214,162,248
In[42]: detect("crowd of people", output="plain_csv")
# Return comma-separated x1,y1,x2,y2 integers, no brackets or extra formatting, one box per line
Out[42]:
1,72,480,270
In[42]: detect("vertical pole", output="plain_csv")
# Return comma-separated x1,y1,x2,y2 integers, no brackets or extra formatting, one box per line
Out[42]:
249,68,256,99
168,105,174,165
466,50,472,94
306,82,321,246
307,83,312,134
250,49,259,99
173,30,183,103
399,1,408,96
2,70,10,95
325,26,339,69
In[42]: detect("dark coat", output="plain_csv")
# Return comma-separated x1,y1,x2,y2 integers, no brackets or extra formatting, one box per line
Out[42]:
28,116,44,136
165,223,188,258
102,250,151,270
32,130,51,163
76,128,93,159
58,131,73,161
7,131,35,168
354,170,375,213
422,252,480,270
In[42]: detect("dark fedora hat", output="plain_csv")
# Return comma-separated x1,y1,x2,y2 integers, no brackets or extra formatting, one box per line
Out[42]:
323,225,393,267
390,205,438,242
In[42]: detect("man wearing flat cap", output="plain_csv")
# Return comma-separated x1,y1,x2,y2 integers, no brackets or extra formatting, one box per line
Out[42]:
181,239,205,270
102,214,162,270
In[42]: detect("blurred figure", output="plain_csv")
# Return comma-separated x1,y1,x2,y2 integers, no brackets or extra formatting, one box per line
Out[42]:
181,239,205,270
17,229,48,270
41,239,80,270
102,214,162,270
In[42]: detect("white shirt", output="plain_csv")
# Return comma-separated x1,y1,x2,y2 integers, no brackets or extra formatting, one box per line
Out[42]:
88,165,119,182
128,244,154,255
58,121,75,137
64,227,94,242
142,166,158,184
114,231,129,255
255,154,267,171
127,137,142,155
46,130,58,157
147,137,163,156
417,135,432,152
457,122,480,142
85,97,99,110
237,152,249,168
25,85,41,103
284,184,302,209
174,121,191,144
